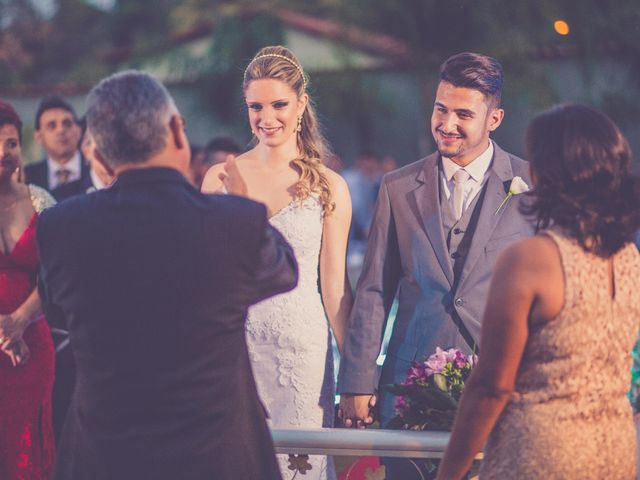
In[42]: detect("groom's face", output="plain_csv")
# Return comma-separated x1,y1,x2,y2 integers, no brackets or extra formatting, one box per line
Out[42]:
431,81,503,167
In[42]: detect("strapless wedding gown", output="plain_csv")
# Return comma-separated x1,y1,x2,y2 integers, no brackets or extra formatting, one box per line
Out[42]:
246,194,336,480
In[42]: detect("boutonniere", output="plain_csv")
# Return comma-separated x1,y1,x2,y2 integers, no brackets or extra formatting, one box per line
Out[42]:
495,176,529,215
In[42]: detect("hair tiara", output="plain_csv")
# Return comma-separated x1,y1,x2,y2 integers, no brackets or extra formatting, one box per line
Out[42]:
245,53,307,89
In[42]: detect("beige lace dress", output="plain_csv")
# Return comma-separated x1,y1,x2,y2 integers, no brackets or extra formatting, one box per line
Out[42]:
479,229,640,479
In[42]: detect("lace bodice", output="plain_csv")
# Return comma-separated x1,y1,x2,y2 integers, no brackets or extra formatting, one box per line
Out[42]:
246,194,325,344
269,195,324,291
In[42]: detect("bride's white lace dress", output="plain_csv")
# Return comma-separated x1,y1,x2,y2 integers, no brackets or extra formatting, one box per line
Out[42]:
246,194,336,480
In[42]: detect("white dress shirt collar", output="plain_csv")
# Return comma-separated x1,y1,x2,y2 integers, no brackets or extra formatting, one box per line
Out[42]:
441,141,494,184
90,168,107,191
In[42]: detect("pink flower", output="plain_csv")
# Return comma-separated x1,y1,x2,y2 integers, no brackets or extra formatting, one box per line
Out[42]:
425,348,448,373
444,348,458,363
468,354,478,367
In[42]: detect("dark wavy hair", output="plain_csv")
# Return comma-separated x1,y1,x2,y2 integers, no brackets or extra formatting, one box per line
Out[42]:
0,99,23,143
523,104,640,257
439,52,503,107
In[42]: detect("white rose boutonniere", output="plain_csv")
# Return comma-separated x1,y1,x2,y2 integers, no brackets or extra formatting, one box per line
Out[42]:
495,176,530,215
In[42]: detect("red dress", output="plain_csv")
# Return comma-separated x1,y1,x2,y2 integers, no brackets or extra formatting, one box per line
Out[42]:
0,212,55,479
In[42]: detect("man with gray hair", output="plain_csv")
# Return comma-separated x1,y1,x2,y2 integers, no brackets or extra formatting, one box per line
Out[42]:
36,70,295,480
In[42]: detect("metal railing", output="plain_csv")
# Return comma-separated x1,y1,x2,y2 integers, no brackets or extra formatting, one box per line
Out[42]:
271,428,452,459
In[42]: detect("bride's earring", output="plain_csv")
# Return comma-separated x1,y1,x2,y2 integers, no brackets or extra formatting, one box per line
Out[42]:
296,115,302,133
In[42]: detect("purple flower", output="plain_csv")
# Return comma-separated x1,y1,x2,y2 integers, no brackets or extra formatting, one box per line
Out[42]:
395,395,408,414
453,350,467,369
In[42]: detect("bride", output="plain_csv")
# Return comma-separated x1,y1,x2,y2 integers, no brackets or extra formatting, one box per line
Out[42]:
202,45,353,479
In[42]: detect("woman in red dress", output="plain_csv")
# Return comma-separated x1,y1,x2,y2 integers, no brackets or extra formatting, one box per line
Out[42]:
0,100,56,479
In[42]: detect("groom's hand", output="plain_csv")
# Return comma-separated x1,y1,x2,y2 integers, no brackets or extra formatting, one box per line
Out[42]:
338,393,377,428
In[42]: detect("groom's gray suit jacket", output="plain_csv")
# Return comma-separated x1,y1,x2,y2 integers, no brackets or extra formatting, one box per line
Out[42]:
338,142,535,419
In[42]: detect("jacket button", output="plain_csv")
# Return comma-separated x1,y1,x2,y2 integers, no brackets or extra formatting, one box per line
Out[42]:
455,298,464,307
453,228,462,235
451,252,460,259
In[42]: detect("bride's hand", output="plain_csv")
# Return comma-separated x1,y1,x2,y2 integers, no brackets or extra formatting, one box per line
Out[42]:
218,155,247,196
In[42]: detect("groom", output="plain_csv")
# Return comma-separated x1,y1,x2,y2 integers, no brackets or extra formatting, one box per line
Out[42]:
338,53,535,435
37,70,295,480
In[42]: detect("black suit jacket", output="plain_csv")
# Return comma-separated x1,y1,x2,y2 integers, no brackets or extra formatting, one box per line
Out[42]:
24,154,91,201
37,167,295,480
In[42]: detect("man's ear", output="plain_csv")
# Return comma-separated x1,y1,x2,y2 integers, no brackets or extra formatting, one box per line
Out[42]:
488,107,505,132
169,114,188,151
34,129,43,145
93,148,115,177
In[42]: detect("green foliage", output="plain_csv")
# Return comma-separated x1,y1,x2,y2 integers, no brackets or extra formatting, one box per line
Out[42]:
197,11,284,119
2,0,639,133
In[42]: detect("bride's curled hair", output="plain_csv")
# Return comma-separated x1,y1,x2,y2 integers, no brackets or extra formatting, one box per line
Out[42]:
523,103,640,257
243,45,335,215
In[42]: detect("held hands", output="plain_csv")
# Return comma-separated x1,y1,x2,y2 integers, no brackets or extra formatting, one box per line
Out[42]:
217,155,248,196
338,393,377,429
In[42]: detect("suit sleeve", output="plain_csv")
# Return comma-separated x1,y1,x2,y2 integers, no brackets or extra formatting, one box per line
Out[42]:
36,210,66,331
247,210,299,305
338,176,402,394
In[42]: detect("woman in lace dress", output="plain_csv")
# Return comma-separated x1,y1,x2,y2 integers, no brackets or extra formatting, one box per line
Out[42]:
0,100,57,479
437,104,640,480
202,46,353,479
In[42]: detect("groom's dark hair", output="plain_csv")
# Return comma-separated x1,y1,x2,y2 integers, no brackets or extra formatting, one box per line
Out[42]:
439,52,504,107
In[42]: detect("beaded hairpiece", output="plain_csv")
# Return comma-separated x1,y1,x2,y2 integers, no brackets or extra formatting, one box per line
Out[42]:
245,53,307,89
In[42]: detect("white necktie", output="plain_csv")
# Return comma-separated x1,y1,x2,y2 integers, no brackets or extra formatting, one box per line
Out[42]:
452,169,470,220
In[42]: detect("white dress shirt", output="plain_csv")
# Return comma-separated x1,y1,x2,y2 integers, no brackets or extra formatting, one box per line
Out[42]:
47,151,82,189
440,142,494,214
89,168,107,191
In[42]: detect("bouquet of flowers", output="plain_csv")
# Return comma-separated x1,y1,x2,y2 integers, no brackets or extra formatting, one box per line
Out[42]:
383,347,477,431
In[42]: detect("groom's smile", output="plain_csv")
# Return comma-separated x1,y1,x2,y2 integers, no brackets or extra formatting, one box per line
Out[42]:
431,81,502,167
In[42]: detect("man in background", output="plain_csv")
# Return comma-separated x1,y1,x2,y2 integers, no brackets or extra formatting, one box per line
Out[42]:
25,96,90,201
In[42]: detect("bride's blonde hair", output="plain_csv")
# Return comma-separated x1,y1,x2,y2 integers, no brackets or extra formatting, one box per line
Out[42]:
243,46,335,215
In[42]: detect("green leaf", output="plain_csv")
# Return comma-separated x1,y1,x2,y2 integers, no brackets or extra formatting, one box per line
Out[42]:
414,387,458,410
433,373,448,392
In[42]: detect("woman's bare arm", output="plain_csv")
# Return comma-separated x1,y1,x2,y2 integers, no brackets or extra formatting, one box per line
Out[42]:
319,169,354,354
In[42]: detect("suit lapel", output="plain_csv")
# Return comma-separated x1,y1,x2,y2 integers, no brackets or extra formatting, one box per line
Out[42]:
37,161,49,189
457,143,514,288
413,153,454,287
